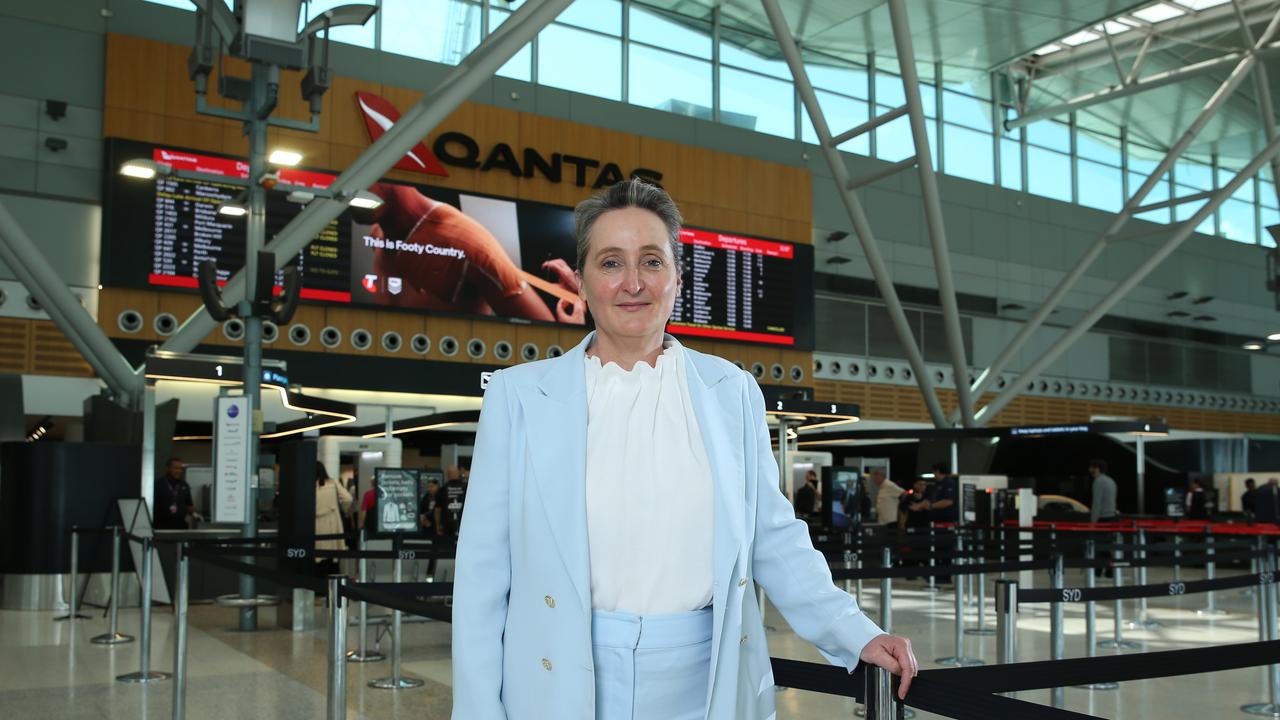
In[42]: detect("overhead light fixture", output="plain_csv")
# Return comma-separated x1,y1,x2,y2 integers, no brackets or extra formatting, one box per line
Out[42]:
1268,332,1280,342
1192,315,1216,322
1034,44,1063,56
286,190,316,204
1192,295,1214,304
1166,291,1188,300
825,230,849,242
268,149,303,166
825,256,852,265
217,202,247,217
119,159,170,180
1000,302,1027,311
1060,30,1101,46
1166,310,1191,318
298,3,379,40
1132,3,1186,23
348,190,383,210
1244,341,1265,351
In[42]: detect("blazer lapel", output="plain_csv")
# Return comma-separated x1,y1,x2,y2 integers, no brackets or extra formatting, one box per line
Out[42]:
521,332,594,612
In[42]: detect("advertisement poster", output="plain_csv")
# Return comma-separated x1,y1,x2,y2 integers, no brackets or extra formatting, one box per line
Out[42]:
375,468,421,534
213,395,250,524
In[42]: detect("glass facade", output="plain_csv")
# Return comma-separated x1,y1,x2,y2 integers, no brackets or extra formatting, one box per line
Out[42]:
146,0,1276,246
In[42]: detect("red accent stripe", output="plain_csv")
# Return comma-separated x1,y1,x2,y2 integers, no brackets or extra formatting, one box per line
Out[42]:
149,273,350,303
679,228,795,258
149,273,199,288
668,323,795,346
300,288,351,303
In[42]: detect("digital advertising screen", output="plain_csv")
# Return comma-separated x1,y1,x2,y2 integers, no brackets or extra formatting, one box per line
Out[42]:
374,468,420,534
102,138,815,348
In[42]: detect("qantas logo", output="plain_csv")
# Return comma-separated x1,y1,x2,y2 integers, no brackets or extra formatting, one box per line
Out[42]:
354,91,663,188
355,91,450,176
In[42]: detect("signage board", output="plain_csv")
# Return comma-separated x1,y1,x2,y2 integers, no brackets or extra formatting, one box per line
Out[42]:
213,395,251,524
375,467,421,534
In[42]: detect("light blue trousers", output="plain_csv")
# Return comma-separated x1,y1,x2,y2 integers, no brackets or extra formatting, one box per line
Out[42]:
591,606,713,720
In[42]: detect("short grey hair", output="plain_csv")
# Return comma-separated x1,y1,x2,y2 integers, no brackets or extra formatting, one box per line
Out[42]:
573,178,683,272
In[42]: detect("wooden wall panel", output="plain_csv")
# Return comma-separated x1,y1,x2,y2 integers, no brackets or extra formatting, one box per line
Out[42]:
30,321,93,377
97,288,159,341
374,310,425,359
514,325,560,363
469,321,515,366
424,316,473,362
283,305,327,352
106,35,170,115
472,106,522,199
323,306,380,355
0,319,31,374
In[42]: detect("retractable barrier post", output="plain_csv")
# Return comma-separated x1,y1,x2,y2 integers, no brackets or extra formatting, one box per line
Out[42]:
879,546,892,633
1131,528,1162,629
172,542,189,720
54,528,89,621
855,549,864,604
327,575,348,720
967,529,994,636
1242,549,1280,717
369,554,424,689
936,531,982,666
1097,563,1140,651
1078,540,1118,690
863,664,899,720
116,536,171,682
1050,554,1065,709
995,579,1017,668
91,526,132,645
1199,529,1226,616
1174,534,1183,582
842,547,854,596
926,524,938,593
347,528,383,663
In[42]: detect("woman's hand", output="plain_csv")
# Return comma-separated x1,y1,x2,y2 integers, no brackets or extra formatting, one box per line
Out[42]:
859,633,919,699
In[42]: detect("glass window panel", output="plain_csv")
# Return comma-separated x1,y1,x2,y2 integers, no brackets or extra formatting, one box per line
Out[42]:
1173,193,1214,235
875,109,931,163
1262,206,1279,247
556,0,621,35
383,0,480,63
629,5,710,59
1218,167,1256,203
1262,180,1278,209
1130,171,1171,223
802,92,870,155
720,67,794,138
942,90,991,131
874,72,905,108
806,60,869,98
920,82,937,118
1000,137,1022,190
1176,158,1213,190
1027,120,1070,151
1219,198,1257,243
1077,159,1123,212
629,44,712,119
1077,129,1121,165
1028,147,1071,201
942,124,993,184
538,24,621,100
719,29,790,79
492,9,532,80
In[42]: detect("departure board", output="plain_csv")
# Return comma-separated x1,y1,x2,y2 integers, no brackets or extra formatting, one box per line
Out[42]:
103,139,815,349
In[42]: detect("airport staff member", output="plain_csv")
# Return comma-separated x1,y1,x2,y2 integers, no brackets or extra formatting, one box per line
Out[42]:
154,458,199,530
452,179,917,720
1089,458,1118,523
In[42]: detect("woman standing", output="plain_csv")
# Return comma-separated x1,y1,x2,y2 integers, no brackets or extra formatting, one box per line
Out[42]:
452,179,917,719
314,462,351,577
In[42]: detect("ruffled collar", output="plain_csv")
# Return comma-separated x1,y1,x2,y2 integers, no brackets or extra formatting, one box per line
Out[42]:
585,339,681,377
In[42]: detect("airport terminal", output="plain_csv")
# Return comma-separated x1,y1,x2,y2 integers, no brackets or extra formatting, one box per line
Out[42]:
5,0,1280,718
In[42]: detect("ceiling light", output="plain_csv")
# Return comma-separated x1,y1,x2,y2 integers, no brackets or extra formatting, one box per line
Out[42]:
1166,310,1191,318
348,190,383,210
1132,3,1187,23
119,159,169,179
825,256,852,265
1192,315,1216,322
1244,341,1265,350
825,230,849,242
217,203,247,217
1061,30,1101,46
1034,44,1063,56
1098,20,1135,34
1166,291,1189,300
286,190,316,204
1193,295,1214,304
1268,332,1280,342
268,149,303,166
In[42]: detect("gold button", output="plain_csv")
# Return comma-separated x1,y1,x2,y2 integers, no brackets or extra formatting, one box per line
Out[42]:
738,578,747,587
740,634,748,645
544,595,555,608
541,658,552,671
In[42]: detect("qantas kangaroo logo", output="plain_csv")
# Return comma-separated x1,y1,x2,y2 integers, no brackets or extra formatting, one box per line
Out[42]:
355,91,450,176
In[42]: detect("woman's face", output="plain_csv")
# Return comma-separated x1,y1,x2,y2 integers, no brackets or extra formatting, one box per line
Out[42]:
577,207,680,343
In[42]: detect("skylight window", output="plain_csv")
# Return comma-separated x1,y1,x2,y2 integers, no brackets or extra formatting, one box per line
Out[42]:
1097,19,1136,34
1131,3,1187,23
1035,44,1064,55
1061,30,1101,46
1173,0,1231,10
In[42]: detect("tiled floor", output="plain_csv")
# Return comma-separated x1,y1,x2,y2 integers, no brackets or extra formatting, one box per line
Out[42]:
1,565,1271,719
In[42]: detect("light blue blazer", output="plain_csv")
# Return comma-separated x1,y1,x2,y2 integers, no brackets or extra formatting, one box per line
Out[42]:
452,331,883,719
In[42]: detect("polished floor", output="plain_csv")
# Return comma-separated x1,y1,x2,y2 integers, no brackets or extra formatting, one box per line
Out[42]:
1,565,1272,719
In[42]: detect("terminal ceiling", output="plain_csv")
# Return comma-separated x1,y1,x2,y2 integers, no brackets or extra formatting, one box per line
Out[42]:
646,0,1280,167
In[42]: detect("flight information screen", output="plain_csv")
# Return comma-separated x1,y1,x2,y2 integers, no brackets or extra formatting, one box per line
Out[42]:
103,139,815,348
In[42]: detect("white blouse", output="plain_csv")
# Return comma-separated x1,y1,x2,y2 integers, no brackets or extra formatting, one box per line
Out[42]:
584,339,715,615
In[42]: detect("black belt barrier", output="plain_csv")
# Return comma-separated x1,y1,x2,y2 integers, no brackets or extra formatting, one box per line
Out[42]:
184,545,327,594
1019,569,1276,603
342,581,452,624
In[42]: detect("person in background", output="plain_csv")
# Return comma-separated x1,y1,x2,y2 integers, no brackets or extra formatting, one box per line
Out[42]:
314,462,352,576
1186,478,1208,519
869,468,904,526
1255,478,1279,525
794,469,819,522
359,476,378,530
435,465,468,540
420,477,441,536
902,479,931,529
1243,478,1257,518
922,462,958,524
154,458,200,530
1089,458,1118,523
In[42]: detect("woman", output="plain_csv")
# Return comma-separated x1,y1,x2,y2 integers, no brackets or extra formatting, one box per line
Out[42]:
314,462,352,576
452,179,917,719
